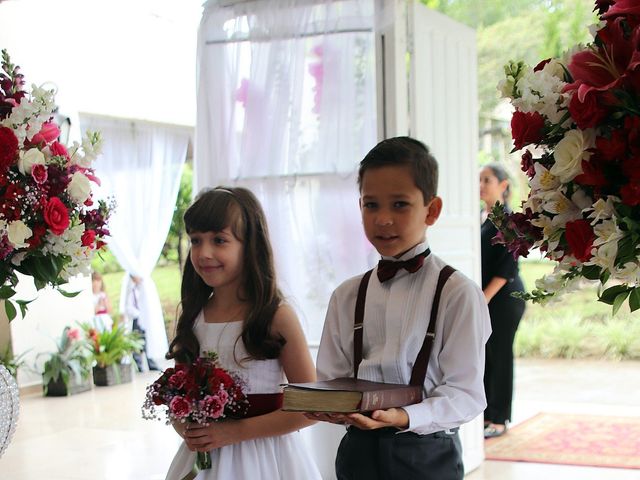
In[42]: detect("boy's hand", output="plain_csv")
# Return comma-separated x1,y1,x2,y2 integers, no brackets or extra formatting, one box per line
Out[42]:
304,408,409,430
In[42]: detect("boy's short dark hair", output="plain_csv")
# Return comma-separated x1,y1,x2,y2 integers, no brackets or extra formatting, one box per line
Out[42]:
357,136,438,203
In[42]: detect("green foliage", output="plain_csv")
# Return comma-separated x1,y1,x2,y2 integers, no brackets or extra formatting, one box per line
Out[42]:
0,346,28,378
81,323,144,368
161,163,192,267
38,326,92,394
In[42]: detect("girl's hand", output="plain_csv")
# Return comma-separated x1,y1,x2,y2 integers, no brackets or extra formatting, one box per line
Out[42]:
183,421,240,452
171,420,189,439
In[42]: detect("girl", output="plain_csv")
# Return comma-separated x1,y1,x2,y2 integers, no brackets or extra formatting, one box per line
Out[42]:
91,271,113,332
165,187,321,480
479,164,525,438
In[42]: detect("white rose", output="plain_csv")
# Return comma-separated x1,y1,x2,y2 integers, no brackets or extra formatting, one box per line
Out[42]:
551,129,595,183
7,220,32,249
67,172,92,203
18,148,45,175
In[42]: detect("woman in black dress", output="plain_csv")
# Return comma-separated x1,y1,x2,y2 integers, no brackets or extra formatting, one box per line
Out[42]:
479,163,525,438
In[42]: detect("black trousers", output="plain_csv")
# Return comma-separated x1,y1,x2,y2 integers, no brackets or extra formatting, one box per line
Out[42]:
484,294,525,424
335,427,463,480
132,318,158,370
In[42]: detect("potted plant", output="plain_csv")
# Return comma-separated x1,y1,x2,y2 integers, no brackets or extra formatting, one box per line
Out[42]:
0,346,28,380
39,327,92,396
82,323,144,386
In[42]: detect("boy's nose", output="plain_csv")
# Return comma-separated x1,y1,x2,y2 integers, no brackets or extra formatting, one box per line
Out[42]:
375,213,393,226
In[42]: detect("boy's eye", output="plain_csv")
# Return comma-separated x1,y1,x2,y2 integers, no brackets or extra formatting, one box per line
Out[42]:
362,202,378,209
394,201,409,208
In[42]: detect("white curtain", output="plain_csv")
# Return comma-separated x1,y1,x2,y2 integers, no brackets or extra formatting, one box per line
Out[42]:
79,114,190,360
196,0,377,343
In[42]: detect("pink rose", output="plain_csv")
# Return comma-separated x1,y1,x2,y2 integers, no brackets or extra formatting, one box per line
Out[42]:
43,197,70,235
30,121,60,145
31,163,48,184
200,395,225,419
169,396,191,418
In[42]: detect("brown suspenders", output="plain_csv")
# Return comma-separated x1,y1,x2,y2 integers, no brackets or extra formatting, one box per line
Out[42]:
353,265,456,385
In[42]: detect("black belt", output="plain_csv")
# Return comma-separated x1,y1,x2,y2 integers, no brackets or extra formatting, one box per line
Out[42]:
346,426,459,437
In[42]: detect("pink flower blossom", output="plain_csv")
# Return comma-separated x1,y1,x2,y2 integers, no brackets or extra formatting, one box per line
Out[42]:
200,394,225,420
31,163,47,184
169,396,191,418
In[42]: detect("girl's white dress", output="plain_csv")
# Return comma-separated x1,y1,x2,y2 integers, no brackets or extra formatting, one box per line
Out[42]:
92,292,113,331
165,312,322,480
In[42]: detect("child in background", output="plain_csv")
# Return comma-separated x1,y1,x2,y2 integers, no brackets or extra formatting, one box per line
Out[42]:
312,137,491,480
91,271,113,332
165,186,321,480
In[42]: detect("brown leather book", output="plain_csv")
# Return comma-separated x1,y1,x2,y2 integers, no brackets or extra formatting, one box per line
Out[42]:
282,377,422,413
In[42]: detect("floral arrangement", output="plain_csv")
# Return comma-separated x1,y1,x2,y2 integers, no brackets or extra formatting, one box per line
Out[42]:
81,323,143,369
0,49,111,320
39,326,91,395
142,352,248,470
490,0,640,313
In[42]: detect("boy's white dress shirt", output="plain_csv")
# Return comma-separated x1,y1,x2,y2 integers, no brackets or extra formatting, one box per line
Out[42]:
316,241,492,435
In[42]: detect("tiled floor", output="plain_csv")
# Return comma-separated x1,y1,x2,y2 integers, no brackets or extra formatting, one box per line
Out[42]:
2,358,640,479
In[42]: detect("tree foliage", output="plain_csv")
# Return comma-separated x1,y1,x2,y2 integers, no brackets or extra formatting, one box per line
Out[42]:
422,0,596,114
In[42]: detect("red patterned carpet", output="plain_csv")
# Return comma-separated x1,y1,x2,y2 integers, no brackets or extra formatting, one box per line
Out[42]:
484,413,640,469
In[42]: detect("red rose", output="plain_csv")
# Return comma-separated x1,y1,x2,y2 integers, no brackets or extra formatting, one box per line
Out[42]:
43,197,70,235
0,126,18,171
596,130,627,161
31,163,48,184
81,229,96,248
621,181,640,206
520,150,535,178
169,396,191,418
564,219,595,262
568,90,608,130
49,141,69,159
29,121,60,146
168,370,188,390
510,110,545,150
27,224,47,249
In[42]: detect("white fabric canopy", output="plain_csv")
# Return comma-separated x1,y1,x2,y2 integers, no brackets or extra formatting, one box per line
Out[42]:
80,114,190,360
196,0,378,342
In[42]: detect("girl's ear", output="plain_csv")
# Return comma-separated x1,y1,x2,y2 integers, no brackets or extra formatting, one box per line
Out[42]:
425,196,443,226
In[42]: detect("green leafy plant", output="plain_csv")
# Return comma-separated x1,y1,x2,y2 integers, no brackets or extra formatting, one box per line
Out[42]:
81,323,144,368
0,346,28,378
39,326,92,394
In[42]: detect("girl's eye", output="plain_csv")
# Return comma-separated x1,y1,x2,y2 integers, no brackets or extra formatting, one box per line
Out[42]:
189,237,200,246
214,237,227,245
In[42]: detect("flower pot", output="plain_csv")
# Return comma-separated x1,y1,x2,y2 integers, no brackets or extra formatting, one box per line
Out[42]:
44,374,93,396
93,363,132,386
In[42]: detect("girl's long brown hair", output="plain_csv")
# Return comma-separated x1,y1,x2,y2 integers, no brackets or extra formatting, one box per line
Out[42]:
166,187,285,364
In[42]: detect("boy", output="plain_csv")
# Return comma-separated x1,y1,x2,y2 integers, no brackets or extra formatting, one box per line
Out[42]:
312,137,491,479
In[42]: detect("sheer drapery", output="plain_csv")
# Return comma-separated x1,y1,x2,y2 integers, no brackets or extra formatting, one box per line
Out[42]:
196,0,377,342
79,114,190,360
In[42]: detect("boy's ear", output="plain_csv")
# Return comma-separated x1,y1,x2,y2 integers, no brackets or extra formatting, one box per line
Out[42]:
425,196,443,226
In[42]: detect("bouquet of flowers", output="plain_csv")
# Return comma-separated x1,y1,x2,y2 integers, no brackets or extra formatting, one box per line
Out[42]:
490,0,640,313
142,352,248,470
0,49,111,320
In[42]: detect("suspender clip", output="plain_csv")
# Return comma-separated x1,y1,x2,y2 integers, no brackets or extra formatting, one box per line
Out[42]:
354,322,363,330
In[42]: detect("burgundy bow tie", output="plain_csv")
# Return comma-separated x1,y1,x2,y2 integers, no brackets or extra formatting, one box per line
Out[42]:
376,249,431,283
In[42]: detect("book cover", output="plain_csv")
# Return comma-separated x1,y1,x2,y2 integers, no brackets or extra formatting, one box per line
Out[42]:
282,377,422,413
